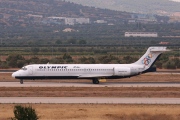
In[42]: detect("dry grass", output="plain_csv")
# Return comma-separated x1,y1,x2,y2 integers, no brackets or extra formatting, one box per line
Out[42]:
1,104,180,120
0,87,180,97
0,73,13,82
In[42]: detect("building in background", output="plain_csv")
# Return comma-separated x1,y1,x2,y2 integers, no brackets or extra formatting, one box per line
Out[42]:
65,18,90,25
169,12,180,23
125,32,158,37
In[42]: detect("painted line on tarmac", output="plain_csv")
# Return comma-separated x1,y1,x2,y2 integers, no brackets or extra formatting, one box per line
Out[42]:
1,97,180,104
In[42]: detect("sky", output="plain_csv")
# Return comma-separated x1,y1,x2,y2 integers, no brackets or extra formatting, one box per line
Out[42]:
170,0,180,2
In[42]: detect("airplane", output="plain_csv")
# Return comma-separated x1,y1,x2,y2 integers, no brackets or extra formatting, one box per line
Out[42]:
12,46,168,84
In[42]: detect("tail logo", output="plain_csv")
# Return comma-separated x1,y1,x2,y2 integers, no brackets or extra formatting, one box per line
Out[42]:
142,54,153,66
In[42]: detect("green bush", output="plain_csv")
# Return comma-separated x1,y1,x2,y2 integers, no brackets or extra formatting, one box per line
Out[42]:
162,61,176,69
11,105,39,120
6,54,25,68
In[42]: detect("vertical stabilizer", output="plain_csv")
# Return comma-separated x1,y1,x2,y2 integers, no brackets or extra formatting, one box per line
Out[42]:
133,47,167,70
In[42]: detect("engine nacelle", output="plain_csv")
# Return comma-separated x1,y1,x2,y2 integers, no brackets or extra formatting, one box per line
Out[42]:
113,67,131,76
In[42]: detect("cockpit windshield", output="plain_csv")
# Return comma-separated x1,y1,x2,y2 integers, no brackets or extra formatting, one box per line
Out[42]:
21,67,27,70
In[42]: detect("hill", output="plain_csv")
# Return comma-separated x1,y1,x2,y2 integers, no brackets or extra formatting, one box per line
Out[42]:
0,0,179,46
0,0,132,45
65,0,180,15
0,0,131,22
0,0,134,28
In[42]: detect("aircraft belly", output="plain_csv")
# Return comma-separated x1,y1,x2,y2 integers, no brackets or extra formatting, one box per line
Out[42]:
24,70,113,79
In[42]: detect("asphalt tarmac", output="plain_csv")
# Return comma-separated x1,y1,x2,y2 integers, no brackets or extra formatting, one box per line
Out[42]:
1,82,180,87
0,97,180,104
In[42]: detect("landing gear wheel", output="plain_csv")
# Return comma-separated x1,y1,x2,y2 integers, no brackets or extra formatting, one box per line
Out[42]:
20,79,23,84
92,78,99,84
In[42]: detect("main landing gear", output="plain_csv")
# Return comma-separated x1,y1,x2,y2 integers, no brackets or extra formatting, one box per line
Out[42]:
92,78,99,84
20,79,23,84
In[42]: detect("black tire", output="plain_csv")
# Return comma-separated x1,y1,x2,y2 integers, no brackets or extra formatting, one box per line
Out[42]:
20,79,23,84
92,78,99,84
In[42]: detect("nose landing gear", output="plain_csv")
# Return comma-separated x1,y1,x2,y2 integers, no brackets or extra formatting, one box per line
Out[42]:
20,79,23,84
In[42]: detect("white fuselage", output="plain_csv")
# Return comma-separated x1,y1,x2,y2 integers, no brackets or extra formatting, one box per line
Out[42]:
12,64,144,80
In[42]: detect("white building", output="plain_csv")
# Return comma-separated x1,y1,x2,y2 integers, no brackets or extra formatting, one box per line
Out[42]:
65,18,90,25
46,16,90,25
65,18,76,25
125,32,158,37
63,28,76,32
94,20,107,24
169,12,180,23
27,14,43,18
48,17,66,19
75,18,90,24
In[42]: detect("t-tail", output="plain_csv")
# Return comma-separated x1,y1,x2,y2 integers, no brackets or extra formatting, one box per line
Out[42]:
133,47,168,71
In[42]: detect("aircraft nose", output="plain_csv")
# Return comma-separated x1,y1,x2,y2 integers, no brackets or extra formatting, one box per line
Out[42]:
12,72,18,78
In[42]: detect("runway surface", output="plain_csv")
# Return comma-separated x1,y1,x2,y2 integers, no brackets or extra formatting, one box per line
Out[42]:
1,82,180,87
0,97,180,104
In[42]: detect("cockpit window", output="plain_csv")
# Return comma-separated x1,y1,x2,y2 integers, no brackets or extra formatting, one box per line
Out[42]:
21,67,27,70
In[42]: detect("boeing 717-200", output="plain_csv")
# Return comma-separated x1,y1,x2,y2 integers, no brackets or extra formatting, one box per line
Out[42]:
12,46,168,84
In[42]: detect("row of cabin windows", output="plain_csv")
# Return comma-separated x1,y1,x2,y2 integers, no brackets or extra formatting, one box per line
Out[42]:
37,69,112,71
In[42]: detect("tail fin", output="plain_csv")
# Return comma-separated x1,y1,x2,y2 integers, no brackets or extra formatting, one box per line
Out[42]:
133,47,168,70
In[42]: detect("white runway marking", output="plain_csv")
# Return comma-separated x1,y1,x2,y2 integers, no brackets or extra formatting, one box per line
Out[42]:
1,82,180,87
0,97,180,104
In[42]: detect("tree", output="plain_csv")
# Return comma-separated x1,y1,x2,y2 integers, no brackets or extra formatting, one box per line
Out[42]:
17,60,26,68
88,57,96,64
11,105,39,120
6,54,25,68
63,53,73,63
155,61,163,69
31,47,40,55
0,62,9,69
50,57,64,64
29,56,40,64
172,58,180,69
158,54,169,62
39,58,50,64
98,55,112,64
67,39,76,44
55,40,62,44
78,56,95,64
122,56,134,64
79,56,87,63
78,40,86,44
163,60,176,69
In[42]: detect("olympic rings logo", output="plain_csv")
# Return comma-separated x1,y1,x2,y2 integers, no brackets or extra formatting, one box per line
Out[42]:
142,54,153,66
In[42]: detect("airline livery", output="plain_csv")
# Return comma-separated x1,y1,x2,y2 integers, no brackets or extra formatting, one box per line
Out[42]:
12,47,168,84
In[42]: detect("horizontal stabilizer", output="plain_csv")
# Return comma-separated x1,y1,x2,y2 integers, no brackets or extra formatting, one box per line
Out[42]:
149,47,169,52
